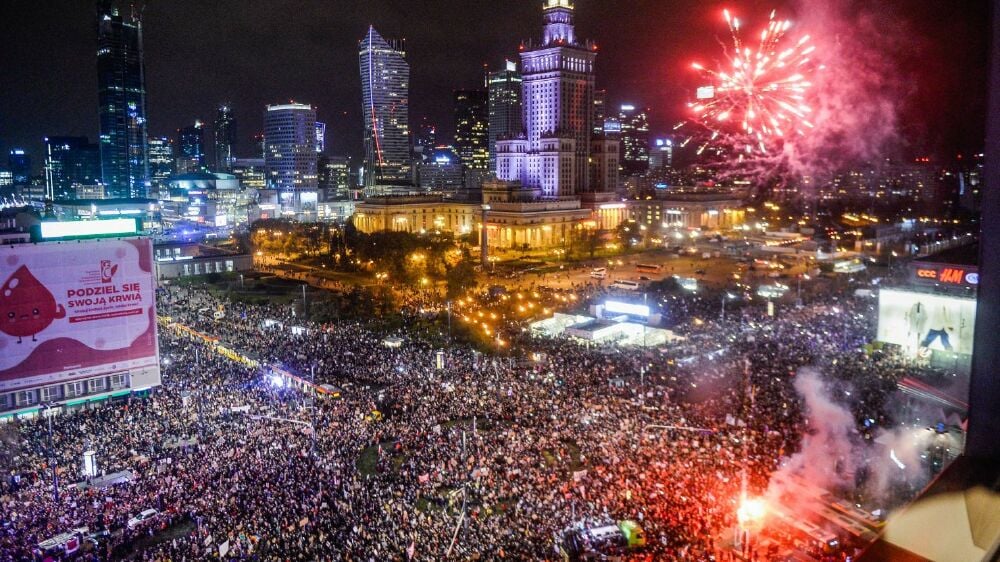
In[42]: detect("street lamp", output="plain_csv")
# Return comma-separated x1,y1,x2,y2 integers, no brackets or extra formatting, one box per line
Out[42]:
446,300,452,343
40,403,60,502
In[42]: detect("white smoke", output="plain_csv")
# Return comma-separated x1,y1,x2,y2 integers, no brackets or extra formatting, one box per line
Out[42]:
765,367,960,514
766,368,858,503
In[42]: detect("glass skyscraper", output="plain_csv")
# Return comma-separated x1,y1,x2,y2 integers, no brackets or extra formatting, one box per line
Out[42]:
264,103,318,191
214,103,236,172
315,122,327,154
454,90,489,174
176,122,206,174
147,136,175,189
97,0,149,199
359,26,411,193
487,61,523,173
7,149,32,189
619,104,650,176
43,136,100,200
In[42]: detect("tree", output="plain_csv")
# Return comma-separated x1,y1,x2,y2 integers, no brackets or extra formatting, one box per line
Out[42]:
614,221,637,250
580,228,607,258
446,259,478,298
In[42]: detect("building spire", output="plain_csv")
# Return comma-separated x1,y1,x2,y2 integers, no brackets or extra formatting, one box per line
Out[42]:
542,0,575,46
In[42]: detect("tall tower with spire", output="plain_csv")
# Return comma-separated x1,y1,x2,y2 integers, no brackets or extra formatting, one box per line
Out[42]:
96,0,149,199
359,26,411,194
495,0,613,197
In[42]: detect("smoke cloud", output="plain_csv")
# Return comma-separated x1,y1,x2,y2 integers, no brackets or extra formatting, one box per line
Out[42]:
766,368,857,503
765,366,961,517
779,0,911,182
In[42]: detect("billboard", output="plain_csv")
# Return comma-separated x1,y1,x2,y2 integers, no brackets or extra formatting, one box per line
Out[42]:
604,300,651,317
909,262,979,289
0,239,159,393
877,288,976,357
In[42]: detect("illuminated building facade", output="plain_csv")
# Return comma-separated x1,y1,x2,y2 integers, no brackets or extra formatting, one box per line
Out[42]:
147,136,175,190
650,138,673,169
592,89,607,137
175,122,205,174
43,138,100,200
359,26,411,193
7,149,31,189
264,103,319,216
354,196,479,235
97,0,149,198
454,90,490,176
163,172,253,228
315,122,327,154
495,0,617,197
619,104,650,175
232,158,266,190
626,192,745,230
264,103,318,190
213,103,236,172
487,61,523,172
417,147,464,192
319,155,353,199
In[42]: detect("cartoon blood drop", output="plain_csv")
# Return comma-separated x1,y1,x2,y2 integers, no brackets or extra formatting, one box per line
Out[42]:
0,265,66,343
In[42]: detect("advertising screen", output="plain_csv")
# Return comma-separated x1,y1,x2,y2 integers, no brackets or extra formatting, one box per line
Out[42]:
877,288,976,357
0,239,159,393
604,300,651,317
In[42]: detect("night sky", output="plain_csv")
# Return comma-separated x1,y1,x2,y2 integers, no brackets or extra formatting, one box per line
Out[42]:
0,0,989,172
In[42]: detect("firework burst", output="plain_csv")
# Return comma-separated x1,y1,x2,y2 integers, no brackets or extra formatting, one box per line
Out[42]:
682,9,818,160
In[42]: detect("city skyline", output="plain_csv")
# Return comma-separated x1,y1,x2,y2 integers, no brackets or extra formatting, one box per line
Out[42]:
0,0,988,173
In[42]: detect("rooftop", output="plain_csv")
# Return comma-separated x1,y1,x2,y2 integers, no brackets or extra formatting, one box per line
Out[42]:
914,243,979,267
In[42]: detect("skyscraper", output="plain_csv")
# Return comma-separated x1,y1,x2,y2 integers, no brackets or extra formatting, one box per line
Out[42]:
43,137,100,200
592,89,607,137
496,0,617,197
147,136,175,189
319,155,352,199
416,118,437,151
176,121,205,174
8,149,32,190
487,61,523,173
252,133,265,159
359,26,411,192
264,103,318,192
97,0,149,198
232,158,267,190
315,122,327,154
454,90,489,175
619,105,650,175
650,138,673,170
213,103,236,172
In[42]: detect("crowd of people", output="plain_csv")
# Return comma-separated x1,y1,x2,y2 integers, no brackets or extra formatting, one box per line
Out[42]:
0,274,949,561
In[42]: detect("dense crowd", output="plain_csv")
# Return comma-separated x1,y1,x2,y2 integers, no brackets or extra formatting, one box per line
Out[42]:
0,277,939,561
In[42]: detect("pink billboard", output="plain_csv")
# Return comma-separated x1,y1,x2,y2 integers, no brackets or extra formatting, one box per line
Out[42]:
0,238,159,393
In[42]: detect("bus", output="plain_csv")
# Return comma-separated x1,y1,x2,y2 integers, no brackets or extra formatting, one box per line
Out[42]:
636,263,662,273
590,268,607,279
610,280,641,291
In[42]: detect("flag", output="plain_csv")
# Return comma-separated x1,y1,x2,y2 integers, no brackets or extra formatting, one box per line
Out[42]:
406,540,415,560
